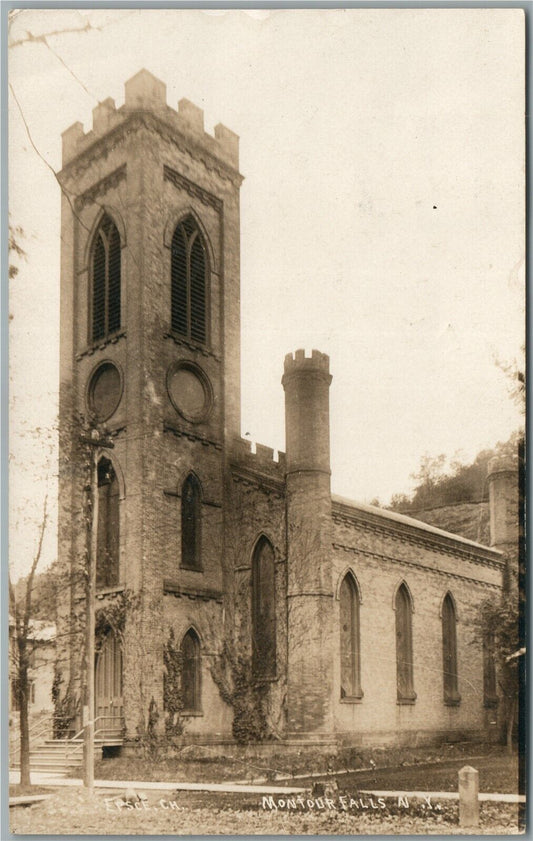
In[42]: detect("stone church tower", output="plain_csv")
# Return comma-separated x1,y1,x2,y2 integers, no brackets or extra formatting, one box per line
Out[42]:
57,70,244,739
57,69,510,750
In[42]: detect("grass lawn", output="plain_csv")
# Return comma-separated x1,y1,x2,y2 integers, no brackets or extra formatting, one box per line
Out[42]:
85,743,521,795
9,786,524,835
9,784,54,797
91,754,255,783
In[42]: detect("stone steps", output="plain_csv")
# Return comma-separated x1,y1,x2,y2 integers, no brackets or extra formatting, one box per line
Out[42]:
10,736,122,773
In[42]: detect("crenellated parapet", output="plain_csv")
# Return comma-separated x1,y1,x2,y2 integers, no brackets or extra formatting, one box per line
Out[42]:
283,348,331,476
61,68,240,173
282,348,331,382
487,455,518,479
487,453,519,557
231,436,286,481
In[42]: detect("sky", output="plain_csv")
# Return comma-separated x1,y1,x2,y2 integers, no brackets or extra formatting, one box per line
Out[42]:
8,8,525,577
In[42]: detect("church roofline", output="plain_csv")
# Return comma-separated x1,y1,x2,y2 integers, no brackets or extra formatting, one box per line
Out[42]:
331,494,503,562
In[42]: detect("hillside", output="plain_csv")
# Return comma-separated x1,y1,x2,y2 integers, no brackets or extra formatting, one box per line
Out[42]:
402,500,490,546
388,431,522,545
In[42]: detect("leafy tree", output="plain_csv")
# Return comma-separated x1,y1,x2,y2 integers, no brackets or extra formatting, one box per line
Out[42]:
14,563,58,621
389,432,522,513
478,594,521,752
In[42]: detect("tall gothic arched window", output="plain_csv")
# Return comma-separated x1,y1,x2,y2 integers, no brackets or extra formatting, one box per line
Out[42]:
181,629,201,712
339,573,362,700
91,214,121,342
171,216,208,344
251,536,276,680
96,457,120,588
395,583,416,702
442,593,461,705
181,474,201,570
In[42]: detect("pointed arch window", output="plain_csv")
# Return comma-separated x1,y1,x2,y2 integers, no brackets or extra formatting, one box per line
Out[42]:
252,536,276,680
181,629,201,712
442,593,461,705
171,216,208,345
339,573,363,700
91,214,121,342
395,583,416,703
96,457,120,589
181,474,202,570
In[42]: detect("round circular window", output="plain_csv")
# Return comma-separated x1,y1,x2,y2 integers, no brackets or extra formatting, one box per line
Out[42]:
167,362,212,423
87,361,123,421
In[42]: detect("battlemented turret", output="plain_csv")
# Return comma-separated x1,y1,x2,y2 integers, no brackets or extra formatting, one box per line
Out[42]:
282,349,332,476
283,350,334,735
487,455,520,594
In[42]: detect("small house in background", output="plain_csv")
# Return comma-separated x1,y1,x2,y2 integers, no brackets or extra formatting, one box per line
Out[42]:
9,618,56,717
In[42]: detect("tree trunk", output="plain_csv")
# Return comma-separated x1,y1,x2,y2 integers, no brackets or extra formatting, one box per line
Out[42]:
506,695,516,754
18,641,31,788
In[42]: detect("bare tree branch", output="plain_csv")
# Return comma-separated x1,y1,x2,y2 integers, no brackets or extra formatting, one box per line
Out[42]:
8,82,90,235
8,20,99,49
22,496,48,639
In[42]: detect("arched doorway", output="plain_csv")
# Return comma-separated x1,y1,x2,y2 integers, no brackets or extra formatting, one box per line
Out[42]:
95,630,123,739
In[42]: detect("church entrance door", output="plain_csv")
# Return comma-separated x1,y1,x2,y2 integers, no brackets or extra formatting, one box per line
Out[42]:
95,630,123,739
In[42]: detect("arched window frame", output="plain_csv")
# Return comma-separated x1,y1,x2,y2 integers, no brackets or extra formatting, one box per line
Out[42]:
170,215,209,346
96,456,120,589
181,473,202,571
251,535,277,681
90,214,122,343
394,582,416,703
180,628,202,713
338,571,363,701
441,592,461,706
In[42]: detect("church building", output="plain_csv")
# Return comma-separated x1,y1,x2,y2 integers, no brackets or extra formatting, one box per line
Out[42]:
56,70,517,751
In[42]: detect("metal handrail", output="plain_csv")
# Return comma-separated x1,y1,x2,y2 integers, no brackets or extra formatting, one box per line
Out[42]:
9,712,52,743
57,715,125,761
10,713,124,763
63,714,124,744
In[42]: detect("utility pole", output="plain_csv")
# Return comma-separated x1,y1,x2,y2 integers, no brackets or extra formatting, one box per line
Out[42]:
80,427,114,792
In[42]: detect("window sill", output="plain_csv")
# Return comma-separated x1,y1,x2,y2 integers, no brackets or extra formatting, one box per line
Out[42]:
181,710,203,717
180,565,204,573
397,694,417,705
340,695,364,704
76,330,126,360
164,331,219,360
96,584,125,598
444,695,461,707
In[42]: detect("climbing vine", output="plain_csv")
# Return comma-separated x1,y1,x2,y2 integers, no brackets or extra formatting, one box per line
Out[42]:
163,628,185,737
51,667,79,738
94,588,138,654
210,640,268,744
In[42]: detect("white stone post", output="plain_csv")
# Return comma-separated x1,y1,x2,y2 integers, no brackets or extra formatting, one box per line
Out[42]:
458,765,479,827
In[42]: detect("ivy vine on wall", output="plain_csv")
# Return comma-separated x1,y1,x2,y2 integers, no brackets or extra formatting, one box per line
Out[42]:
210,640,268,744
163,627,185,737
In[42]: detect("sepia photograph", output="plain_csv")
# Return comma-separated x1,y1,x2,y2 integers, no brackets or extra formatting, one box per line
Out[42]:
7,6,525,836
